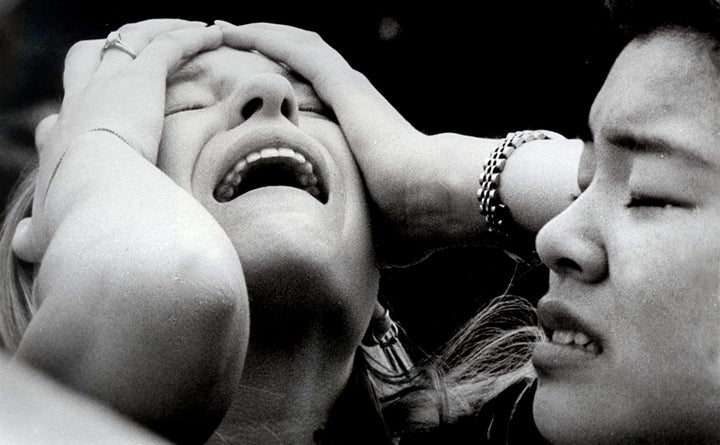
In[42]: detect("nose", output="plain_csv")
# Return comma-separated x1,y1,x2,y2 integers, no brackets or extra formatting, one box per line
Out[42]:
535,189,608,283
233,73,299,126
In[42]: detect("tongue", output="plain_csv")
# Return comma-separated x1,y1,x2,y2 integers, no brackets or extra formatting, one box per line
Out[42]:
236,164,303,197
214,153,328,204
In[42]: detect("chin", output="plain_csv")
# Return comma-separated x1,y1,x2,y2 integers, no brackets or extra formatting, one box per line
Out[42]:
236,235,378,337
533,386,611,445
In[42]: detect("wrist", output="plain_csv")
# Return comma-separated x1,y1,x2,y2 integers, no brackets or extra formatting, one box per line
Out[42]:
40,131,149,234
43,129,136,205
397,134,494,247
499,138,583,233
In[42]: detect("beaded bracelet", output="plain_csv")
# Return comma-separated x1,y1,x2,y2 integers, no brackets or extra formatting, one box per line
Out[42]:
477,130,562,239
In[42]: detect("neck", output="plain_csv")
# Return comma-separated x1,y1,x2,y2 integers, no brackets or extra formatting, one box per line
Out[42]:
207,328,359,445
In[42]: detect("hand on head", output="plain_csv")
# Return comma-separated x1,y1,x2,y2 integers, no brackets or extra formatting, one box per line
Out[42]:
8,21,250,444
15,19,223,263
216,21,448,265
16,19,485,268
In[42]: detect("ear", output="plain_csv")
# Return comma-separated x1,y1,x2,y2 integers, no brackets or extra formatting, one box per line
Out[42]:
12,218,44,264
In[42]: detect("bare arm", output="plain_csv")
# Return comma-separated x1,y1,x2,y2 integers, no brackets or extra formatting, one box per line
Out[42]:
220,23,582,264
0,352,171,444
18,134,246,443
384,132,581,252
10,21,248,444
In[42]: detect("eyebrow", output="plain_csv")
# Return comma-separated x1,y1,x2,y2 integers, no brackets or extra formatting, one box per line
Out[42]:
605,130,715,169
167,60,211,86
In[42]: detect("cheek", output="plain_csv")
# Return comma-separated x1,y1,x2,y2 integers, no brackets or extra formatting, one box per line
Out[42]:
669,258,720,363
157,115,220,185
603,244,720,437
615,233,720,370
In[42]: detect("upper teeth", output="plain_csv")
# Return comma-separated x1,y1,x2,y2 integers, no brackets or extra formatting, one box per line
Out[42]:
551,330,600,353
214,147,322,202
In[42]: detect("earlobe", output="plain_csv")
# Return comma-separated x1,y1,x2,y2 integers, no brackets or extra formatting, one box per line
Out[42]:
12,218,44,264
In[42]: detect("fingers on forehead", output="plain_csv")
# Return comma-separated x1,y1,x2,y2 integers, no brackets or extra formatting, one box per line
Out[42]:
116,19,208,45
219,24,326,64
220,27,291,60
220,24,281,47
136,25,223,71
223,23,323,42
63,39,104,94
117,18,208,34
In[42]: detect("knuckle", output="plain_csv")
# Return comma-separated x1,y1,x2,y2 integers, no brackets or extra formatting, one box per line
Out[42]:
153,32,182,46
65,40,96,64
34,114,58,147
116,23,138,35
304,31,323,44
35,114,57,132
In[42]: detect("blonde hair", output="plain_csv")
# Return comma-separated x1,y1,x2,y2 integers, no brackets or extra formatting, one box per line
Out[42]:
0,166,38,352
382,295,544,437
438,295,544,416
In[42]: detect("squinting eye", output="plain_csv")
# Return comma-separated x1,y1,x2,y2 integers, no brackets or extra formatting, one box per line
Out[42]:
625,196,674,209
299,105,337,122
165,104,205,116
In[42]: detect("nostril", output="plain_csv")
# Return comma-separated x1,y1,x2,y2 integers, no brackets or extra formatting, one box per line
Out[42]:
556,257,581,273
280,98,292,119
241,98,263,121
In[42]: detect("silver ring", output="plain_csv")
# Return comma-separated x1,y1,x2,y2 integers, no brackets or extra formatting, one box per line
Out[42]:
101,31,138,59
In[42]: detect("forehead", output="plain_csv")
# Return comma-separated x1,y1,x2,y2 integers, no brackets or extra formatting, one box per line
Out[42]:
199,46,284,72
172,46,309,90
589,31,720,162
591,31,720,125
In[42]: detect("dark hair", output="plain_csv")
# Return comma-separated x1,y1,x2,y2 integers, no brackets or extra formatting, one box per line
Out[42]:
606,0,720,42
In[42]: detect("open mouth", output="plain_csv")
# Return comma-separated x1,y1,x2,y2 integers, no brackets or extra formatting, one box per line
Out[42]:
537,299,603,357
213,146,328,204
546,328,601,355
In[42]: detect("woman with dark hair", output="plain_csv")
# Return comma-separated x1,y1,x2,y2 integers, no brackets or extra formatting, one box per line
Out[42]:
219,1,720,443
6,0,720,443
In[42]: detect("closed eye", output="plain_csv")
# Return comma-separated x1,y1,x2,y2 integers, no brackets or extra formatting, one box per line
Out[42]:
165,104,206,116
298,102,337,123
625,196,677,209
300,110,336,123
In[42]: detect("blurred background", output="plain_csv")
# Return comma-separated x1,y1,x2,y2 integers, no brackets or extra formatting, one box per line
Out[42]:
0,0,621,354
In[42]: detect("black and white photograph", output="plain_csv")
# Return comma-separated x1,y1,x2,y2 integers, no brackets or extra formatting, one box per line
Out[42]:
1,1,718,444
